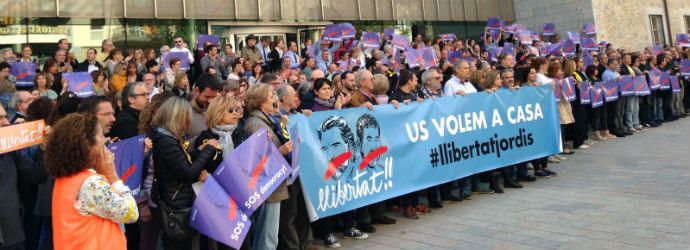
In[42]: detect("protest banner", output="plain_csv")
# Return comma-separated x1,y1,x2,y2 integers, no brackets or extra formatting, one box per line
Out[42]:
487,17,504,30
677,34,690,47
561,77,577,102
196,35,219,51
341,23,356,40
383,28,394,40
0,120,45,154
420,47,437,69
107,134,146,198
553,78,562,102
634,76,650,96
547,43,562,57
603,79,619,102
579,81,591,104
9,62,37,87
648,69,661,90
591,82,604,108
63,72,94,97
518,31,532,45
438,33,456,42
543,23,556,36
567,32,581,44
618,75,635,96
212,127,292,216
391,34,410,51
404,48,422,68
680,60,690,76
670,75,681,93
582,23,596,35
562,40,576,57
583,55,594,68
163,52,191,71
448,51,463,64
289,85,561,220
503,24,516,34
660,71,671,90
361,32,381,49
581,38,598,51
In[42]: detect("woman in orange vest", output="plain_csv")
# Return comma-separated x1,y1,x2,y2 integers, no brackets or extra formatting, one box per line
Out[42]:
44,113,138,250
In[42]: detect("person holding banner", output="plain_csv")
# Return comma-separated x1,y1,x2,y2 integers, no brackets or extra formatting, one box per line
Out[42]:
548,62,574,157
33,73,59,100
46,113,137,250
170,36,195,65
567,59,593,149
602,57,629,138
620,53,642,132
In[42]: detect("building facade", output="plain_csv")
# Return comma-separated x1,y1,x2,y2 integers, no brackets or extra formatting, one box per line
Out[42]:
0,0,514,62
514,0,690,51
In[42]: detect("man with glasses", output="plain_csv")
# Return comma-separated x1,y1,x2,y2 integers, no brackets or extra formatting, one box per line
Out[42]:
142,73,159,99
420,69,444,99
108,82,149,140
169,36,195,65
78,96,116,135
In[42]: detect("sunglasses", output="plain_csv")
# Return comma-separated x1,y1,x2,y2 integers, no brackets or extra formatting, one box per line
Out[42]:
228,107,242,113
131,92,150,97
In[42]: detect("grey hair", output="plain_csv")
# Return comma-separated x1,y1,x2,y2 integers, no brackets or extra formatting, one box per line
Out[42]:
9,91,30,109
354,70,368,87
121,81,146,107
258,72,279,85
421,70,436,84
453,59,468,71
500,69,514,79
276,84,292,101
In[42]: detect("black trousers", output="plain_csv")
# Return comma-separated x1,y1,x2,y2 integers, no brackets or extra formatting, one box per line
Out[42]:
606,99,621,133
572,103,590,148
278,178,313,250
531,157,548,172
591,104,608,131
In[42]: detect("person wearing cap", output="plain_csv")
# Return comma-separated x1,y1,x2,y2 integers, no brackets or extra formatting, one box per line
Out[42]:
241,34,263,66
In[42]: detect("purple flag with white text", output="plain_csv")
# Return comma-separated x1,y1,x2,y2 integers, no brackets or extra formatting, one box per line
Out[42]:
107,134,146,199
63,72,94,97
9,62,37,87
448,50,463,64
487,17,504,30
634,76,650,96
603,79,619,102
579,81,591,104
361,32,381,49
420,47,437,69
619,75,635,96
405,48,423,68
163,52,190,71
543,23,556,36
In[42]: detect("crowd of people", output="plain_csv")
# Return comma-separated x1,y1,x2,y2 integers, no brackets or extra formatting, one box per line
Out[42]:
1,25,689,250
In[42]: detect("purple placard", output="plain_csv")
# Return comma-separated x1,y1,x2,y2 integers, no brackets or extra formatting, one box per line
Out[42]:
567,32,581,44
361,32,381,49
582,23,596,35
561,77,577,102
63,72,94,97
660,71,671,90
648,69,661,90
651,45,664,56
634,75,650,96
547,43,562,57
420,47,437,69
489,47,502,62
391,34,410,51
438,33,456,41
543,23,556,36
9,62,37,87
603,79,619,102
579,81,591,104
383,28,394,40
163,52,191,71
503,43,515,57
538,45,548,56
527,46,539,56
448,50,463,64
306,46,315,58
503,24,516,34
676,34,690,47
518,31,532,45
288,126,300,185
562,39,576,57
213,127,292,215
323,24,343,42
591,82,604,108
619,75,635,96
581,38,599,51
553,78,562,102
341,23,356,40
405,48,422,68
107,134,145,199
531,32,541,42
583,55,594,68
670,75,681,93
680,60,690,76
487,17,504,30
196,35,219,51
190,176,251,249
489,28,501,41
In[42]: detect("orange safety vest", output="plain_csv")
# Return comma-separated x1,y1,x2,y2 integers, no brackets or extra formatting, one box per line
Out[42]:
52,169,127,250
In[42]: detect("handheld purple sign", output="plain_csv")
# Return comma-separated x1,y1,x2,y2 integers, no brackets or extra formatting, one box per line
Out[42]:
648,69,662,90
543,23,556,36
405,48,422,68
603,79,620,102
438,33,457,41
562,40,576,57
670,75,681,93
579,81,591,104
9,62,37,87
163,52,191,71
63,72,94,97
582,23,596,35
383,28,394,40
561,77,577,102
487,17,504,30
583,55,594,68
634,76,650,96
503,24,516,34
676,34,690,47
196,35,219,51
518,31,532,45
323,24,343,42
361,32,381,49
531,32,541,42
591,82,604,108
680,60,690,76
618,75,635,96
567,32,581,44
581,38,599,51
547,43,562,57
107,134,145,199
660,71,671,90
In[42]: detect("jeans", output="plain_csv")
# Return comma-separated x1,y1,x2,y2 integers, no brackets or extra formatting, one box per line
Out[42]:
624,96,640,129
672,92,682,115
278,179,313,250
253,201,281,250
651,91,664,121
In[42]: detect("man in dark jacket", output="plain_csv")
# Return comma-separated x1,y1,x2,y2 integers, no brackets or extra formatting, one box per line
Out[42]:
75,48,103,73
108,82,148,140
0,104,47,249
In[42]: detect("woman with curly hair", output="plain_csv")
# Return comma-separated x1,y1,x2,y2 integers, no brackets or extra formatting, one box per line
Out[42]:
46,113,138,250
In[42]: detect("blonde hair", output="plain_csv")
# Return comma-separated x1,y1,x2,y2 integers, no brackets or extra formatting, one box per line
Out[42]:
372,73,390,95
482,70,501,90
245,84,273,113
206,95,240,128
174,72,189,90
113,62,127,76
563,59,576,77
151,97,192,141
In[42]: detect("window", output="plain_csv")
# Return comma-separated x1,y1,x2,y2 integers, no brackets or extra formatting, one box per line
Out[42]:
685,15,690,34
649,15,665,45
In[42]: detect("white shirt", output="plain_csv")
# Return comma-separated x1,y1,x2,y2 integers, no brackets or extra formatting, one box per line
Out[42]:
536,73,552,86
169,46,195,64
443,75,477,96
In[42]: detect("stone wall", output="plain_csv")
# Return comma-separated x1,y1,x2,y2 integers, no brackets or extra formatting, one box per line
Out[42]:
513,0,595,38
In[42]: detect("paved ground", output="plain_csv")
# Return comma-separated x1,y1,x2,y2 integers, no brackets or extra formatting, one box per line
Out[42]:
324,118,690,250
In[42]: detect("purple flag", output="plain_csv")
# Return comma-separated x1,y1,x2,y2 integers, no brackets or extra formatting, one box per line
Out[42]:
547,43,562,57
680,59,690,76
583,55,594,68
361,32,381,49
323,24,343,42
670,75,681,93
107,134,146,199
660,71,671,90
196,35,219,51
190,176,251,249
543,23,556,36
9,62,37,87
503,24,516,34
634,75,651,96
651,45,664,56
562,39,576,57
341,23,356,40
579,81,591,104
489,47,502,62
448,50,463,64
518,31,532,45
391,34,410,51
582,23,596,35
213,127,292,215
420,47,437,69
63,72,94,97
405,48,423,68
438,33,456,41
487,17,504,30
581,38,599,51
567,32,581,44
591,82,604,108
383,28,394,40
619,75,635,96
561,77,577,102
163,52,191,71
603,79,619,102
648,69,661,90
676,34,690,47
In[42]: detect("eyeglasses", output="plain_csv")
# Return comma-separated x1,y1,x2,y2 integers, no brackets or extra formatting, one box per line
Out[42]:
269,81,281,85
130,92,150,98
228,107,242,113
96,111,115,117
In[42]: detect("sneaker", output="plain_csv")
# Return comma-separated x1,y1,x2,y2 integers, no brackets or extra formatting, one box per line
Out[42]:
544,169,558,176
404,206,419,219
535,170,551,178
416,204,432,215
547,156,560,163
577,144,590,149
324,233,342,248
343,228,368,240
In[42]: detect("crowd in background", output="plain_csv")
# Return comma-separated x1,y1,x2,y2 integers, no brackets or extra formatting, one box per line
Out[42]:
1,25,689,250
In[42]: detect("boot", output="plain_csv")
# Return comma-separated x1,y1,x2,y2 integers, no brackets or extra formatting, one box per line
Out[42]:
489,172,504,193
500,168,523,188
592,131,606,141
